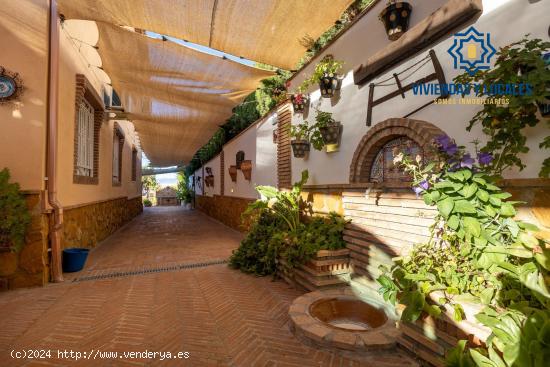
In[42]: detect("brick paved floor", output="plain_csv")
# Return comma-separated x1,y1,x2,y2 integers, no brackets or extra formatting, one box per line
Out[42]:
0,207,417,366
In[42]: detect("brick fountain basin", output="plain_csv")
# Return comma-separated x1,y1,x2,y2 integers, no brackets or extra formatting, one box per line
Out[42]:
289,288,399,353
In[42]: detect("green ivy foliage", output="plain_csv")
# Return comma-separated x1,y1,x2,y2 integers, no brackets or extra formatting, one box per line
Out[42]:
0,168,31,252
185,72,289,177
454,37,550,177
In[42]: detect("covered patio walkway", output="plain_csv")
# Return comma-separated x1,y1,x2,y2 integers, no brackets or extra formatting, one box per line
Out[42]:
0,208,415,366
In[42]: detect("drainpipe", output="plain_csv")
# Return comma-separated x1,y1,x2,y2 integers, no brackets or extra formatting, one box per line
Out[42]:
46,0,63,283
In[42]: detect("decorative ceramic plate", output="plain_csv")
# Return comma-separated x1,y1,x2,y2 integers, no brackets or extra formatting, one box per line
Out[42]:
0,67,23,103
0,75,17,99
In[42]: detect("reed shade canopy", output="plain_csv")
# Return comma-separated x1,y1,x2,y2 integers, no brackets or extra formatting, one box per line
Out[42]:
84,22,274,166
58,0,354,70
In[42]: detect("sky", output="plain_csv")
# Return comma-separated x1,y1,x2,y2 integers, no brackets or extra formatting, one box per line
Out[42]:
142,153,178,186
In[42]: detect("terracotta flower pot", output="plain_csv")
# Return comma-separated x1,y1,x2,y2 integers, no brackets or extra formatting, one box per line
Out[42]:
228,165,238,182
240,160,252,181
318,73,339,98
291,140,310,158
291,93,309,113
379,1,412,41
319,121,341,146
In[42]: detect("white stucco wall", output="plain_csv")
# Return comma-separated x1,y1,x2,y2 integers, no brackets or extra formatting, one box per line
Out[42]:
288,0,549,185
194,168,203,196
221,110,279,199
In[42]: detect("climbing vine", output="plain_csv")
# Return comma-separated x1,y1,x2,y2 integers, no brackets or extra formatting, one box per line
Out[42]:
0,168,31,252
454,37,550,177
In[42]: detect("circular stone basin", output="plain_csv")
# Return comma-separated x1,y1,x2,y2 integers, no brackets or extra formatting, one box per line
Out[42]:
310,297,388,331
289,288,398,352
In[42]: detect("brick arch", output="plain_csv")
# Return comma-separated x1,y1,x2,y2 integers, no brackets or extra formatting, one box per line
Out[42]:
349,118,447,183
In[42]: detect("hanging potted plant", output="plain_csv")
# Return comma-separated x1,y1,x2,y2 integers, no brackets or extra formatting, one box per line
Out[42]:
290,121,311,158
313,110,341,150
291,92,309,113
301,55,344,98
379,1,412,41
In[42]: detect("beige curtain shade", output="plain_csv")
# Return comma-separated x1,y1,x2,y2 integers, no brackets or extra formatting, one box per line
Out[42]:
97,23,273,166
58,0,354,70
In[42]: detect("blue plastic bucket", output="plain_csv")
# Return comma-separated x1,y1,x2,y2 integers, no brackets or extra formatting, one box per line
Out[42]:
62,248,90,272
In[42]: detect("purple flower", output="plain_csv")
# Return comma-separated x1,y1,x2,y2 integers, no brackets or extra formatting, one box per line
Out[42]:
412,180,429,197
478,152,493,166
419,180,430,190
435,135,452,149
445,144,459,155
460,154,475,169
413,186,423,197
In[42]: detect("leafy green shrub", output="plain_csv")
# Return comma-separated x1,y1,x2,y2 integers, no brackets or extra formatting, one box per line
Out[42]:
454,37,550,177
176,172,193,204
229,171,349,276
282,213,349,269
0,168,31,252
376,136,549,367
229,211,285,275
143,199,152,207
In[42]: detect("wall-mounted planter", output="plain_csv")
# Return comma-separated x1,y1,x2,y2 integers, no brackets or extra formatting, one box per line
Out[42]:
240,160,252,181
379,1,412,41
291,93,309,113
228,165,238,182
205,175,214,187
319,121,342,152
291,139,310,158
319,73,339,98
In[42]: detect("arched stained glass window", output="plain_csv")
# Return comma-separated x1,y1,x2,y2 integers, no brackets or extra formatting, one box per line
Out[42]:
369,137,422,183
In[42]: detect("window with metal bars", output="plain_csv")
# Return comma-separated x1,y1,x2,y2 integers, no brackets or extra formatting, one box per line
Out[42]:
370,137,422,183
75,98,95,177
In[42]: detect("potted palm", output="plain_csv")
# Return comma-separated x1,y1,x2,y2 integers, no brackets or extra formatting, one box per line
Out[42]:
379,1,412,41
290,122,311,158
301,56,344,98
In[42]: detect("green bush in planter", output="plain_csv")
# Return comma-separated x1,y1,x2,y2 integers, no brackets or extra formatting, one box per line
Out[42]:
376,136,549,367
0,168,31,252
229,170,349,276
143,198,152,207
